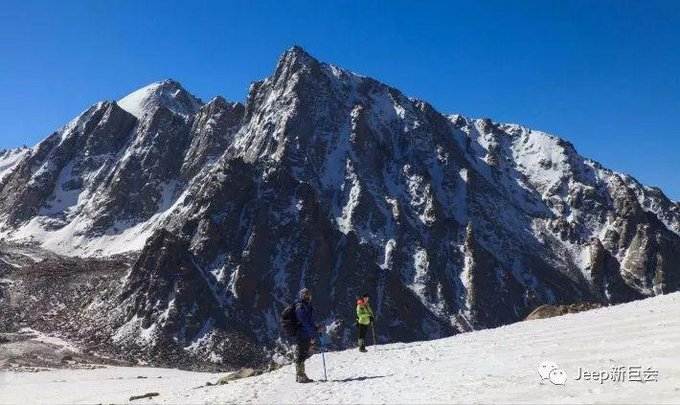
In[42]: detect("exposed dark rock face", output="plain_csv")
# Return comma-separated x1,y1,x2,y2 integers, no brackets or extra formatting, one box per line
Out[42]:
0,102,136,226
181,97,245,180
112,229,266,370
0,46,679,370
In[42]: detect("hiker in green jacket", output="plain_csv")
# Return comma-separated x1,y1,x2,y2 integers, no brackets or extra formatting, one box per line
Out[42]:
356,293,374,352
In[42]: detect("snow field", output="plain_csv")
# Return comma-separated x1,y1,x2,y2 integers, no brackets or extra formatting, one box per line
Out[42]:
2,292,679,404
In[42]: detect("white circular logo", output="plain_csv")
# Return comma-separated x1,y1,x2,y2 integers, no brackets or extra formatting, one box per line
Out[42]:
538,360,559,380
549,368,567,385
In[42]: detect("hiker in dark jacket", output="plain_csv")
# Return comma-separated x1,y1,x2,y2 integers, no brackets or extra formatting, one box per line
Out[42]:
294,288,322,383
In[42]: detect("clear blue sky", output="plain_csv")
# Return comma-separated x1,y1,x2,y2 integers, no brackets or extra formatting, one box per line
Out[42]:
1,1,678,199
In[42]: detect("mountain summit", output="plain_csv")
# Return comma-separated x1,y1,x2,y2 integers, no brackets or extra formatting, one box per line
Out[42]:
1,47,679,370
117,79,203,120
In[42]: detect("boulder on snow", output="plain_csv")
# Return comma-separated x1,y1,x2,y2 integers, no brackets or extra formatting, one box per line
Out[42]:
216,368,262,385
525,302,603,320
129,392,159,401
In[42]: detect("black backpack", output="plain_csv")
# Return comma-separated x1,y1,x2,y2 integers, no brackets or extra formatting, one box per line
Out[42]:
280,302,299,336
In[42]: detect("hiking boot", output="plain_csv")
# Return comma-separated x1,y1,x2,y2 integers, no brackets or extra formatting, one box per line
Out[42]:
296,374,314,383
358,338,367,352
295,362,314,383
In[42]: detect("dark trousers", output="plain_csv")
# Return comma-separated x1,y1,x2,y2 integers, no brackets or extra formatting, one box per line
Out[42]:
358,323,368,341
296,335,311,363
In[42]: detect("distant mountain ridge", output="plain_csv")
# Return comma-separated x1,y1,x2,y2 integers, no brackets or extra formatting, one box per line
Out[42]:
0,46,678,370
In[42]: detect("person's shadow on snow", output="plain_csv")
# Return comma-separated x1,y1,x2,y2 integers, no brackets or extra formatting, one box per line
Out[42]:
326,374,392,382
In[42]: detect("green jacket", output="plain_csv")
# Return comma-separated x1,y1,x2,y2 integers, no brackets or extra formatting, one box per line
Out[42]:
356,299,374,325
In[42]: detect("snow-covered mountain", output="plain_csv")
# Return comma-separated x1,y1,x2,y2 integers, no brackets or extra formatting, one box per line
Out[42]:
1,46,679,370
0,79,204,255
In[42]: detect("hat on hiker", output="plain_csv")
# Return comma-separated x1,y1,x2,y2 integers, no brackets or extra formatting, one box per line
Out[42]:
299,288,311,299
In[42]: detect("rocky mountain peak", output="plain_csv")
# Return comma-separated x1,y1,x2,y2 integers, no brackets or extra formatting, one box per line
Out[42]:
276,45,318,71
267,46,324,89
2,46,680,371
116,79,203,120
180,95,245,179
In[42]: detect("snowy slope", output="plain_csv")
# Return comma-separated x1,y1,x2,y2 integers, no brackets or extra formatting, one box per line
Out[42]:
2,293,679,404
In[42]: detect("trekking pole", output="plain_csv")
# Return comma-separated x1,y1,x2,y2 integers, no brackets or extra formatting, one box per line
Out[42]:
371,323,377,346
319,334,328,381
